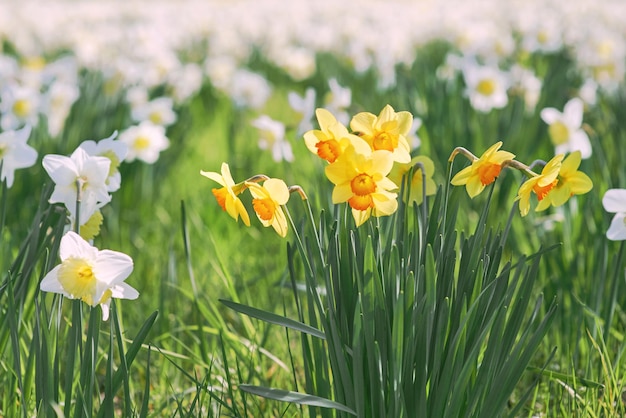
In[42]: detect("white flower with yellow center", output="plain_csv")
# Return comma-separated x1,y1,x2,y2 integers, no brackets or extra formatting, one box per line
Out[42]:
79,132,128,192
119,121,170,164
252,115,293,162
540,98,591,159
43,147,111,225
40,231,138,320
131,96,177,127
462,62,510,113
0,83,41,130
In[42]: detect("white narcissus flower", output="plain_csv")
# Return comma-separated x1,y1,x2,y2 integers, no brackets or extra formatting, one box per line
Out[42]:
462,62,510,113
131,96,177,127
0,83,41,130
252,115,293,162
40,231,138,320
119,121,169,164
42,147,111,225
540,98,592,159
324,78,351,125
0,125,38,188
288,87,316,135
79,132,128,192
603,189,626,241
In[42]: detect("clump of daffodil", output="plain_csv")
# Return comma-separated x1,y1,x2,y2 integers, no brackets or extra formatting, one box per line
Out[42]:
516,154,564,217
450,141,516,198
245,178,290,237
201,162,250,226
389,155,437,205
529,151,593,212
350,104,413,163
325,145,398,227
304,108,370,163
40,231,138,321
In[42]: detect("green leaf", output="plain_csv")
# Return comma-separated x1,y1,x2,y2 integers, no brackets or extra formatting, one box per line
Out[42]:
219,299,325,340
239,384,356,415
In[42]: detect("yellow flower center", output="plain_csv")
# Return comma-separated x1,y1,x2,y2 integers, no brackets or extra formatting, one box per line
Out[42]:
351,173,377,196
372,131,398,152
316,139,342,163
548,121,570,145
12,99,31,118
212,187,229,211
134,136,151,150
477,162,502,186
476,79,496,96
349,195,374,211
533,179,558,201
252,197,276,221
57,257,97,305
80,210,104,241
149,111,163,125
537,30,549,45
101,150,121,178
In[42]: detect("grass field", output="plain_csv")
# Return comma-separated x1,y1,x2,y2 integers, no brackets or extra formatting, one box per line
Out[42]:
2,1,626,417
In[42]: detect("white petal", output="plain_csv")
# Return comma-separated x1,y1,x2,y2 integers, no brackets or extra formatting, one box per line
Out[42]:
40,265,70,296
607,213,626,241
110,282,140,300
564,98,583,127
59,231,98,261
540,108,561,125
603,189,626,213
93,250,133,285
42,155,78,185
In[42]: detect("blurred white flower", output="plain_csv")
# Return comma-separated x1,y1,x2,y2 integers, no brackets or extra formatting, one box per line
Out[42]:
462,62,510,113
0,125,37,188
79,132,127,192
510,65,542,113
0,83,41,130
167,62,203,103
42,80,80,137
408,117,422,150
119,121,169,164
131,96,177,127
324,78,351,125
40,230,138,321
252,115,293,162
42,147,111,225
603,189,626,241
578,78,598,107
540,98,591,159
288,87,316,135
229,69,272,109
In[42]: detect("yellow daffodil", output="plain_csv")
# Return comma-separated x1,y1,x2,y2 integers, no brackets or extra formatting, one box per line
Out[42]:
246,178,290,237
325,146,398,226
304,108,369,163
535,151,593,210
389,156,437,205
201,162,250,226
451,141,515,198
516,154,564,217
350,104,413,163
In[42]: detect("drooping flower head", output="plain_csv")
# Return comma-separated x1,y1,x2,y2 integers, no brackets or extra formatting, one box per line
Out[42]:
304,108,370,164
201,162,250,226
603,189,626,241
245,178,290,237
536,151,593,211
40,231,138,320
451,141,516,198
325,145,398,226
0,125,38,188
516,154,564,217
540,98,591,159
350,104,413,164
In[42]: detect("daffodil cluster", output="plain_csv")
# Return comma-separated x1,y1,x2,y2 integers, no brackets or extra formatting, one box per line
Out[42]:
450,142,593,216
201,163,300,238
304,105,436,226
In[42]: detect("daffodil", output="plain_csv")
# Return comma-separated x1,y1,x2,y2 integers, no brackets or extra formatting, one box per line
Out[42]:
42,147,112,225
462,62,510,113
537,151,593,210
350,104,412,164
119,121,169,164
40,231,138,321
252,115,293,162
389,156,437,205
245,178,290,237
325,146,398,227
304,108,369,164
451,141,515,198
603,189,626,241
131,96,177,127
0,125,38,188
79,132,128,193
540,98,591,159
516,154,564,217
201,162,250,226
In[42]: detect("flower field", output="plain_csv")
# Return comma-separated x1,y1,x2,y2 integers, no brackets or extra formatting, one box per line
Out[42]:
2,0,626,416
